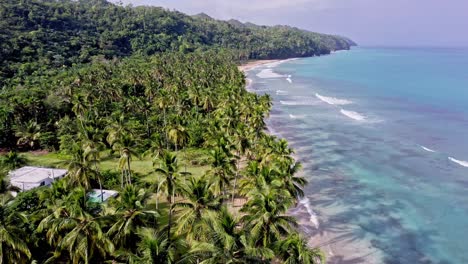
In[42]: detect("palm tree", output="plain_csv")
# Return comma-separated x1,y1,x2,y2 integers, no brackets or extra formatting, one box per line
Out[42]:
230,125,251,204
71,94,88,121
155,93,171,149
154,151,180,244
154,151,180,205
0,151,28,171
275,233,325,264
14,120,41,149
188,86,202,112
107,185,158,254
277,161,307,201
79,125,105,156
167,122,190,172
0,171,19,195
79,125,106,199
239,162,280,198
113,132,139,187
145,133,166,168
85,147,105,202
249,106,266,141
135,227,189,264
207,147,235,197
105,114,130,150
241,188,297,248
0,193,31,263
201,92,214,112
173,176,221,240
66,145,95,190
264,139,294,165
190,207,274,263
38,179,70,209
37,188,114,263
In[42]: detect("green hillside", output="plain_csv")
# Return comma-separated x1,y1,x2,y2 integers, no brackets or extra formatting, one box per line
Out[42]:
0,0,355,87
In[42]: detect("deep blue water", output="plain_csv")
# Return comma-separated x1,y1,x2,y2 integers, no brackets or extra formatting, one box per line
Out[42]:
247,47,468,263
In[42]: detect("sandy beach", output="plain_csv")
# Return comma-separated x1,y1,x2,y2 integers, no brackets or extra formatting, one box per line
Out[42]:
240,60,383,264
237,59,281,72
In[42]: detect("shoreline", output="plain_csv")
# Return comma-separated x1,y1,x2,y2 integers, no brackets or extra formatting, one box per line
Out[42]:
240,58,383,264
237,59,281,72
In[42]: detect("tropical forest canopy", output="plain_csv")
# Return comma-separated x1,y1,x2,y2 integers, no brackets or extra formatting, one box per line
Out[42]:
0,0,355,88
0,0,356,263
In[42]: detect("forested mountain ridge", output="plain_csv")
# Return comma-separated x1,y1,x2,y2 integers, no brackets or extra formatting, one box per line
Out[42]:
0,0,355,87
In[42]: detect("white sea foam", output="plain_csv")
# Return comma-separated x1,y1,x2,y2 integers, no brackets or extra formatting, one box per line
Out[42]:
448,157,468,168
299,198,319,229
315,93,352,105
289,114,306,119
340,109,366,121
280,101,302,105
245,78,253,91
256,69,285,78
286,75,292,83
276,90,288,95
280,100,318,106
421,146,436,153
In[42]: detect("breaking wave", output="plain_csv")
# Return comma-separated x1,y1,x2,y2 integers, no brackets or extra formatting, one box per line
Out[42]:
421,146,436,153
299,198,319,229
448,157,468,167
280,100,318,106
340,109,366,121
289,114,306,119
316,93,353,105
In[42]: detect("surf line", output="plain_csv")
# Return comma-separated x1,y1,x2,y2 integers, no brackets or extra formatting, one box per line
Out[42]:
417,144,468,169
449,157,468,168
314,93,368,121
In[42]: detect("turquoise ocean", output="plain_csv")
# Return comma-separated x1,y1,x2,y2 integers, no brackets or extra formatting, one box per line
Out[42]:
246,47,468,263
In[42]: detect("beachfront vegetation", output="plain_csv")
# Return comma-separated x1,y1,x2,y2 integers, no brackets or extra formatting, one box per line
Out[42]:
0,0,353,262
0,51,325,263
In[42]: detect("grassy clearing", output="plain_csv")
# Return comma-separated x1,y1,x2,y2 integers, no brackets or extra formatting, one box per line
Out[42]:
20,148,213,214
24,152,70,168
21,148,211,181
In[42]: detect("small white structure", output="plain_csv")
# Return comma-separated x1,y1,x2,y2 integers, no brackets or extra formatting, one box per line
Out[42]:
88,189,119,203
9,166,68,191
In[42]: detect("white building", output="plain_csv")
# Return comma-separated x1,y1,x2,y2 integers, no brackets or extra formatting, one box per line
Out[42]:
9,166,68,191
88,189,119,203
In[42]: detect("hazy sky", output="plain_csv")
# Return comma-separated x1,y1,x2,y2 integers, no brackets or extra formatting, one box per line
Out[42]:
116,0,468,46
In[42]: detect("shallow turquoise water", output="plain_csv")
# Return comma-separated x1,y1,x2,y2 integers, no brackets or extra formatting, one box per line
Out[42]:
247,47,468,263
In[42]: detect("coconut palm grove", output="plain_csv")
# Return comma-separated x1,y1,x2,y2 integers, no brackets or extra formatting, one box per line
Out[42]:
0,0,354,263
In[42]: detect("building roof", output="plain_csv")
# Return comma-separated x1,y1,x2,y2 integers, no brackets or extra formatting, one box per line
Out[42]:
9,166,68,184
